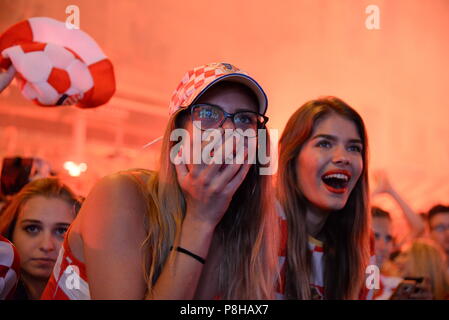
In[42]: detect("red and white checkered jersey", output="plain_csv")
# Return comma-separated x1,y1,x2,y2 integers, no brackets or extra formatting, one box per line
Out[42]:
0,235,20,300
40,228,90,300
275,203,375,300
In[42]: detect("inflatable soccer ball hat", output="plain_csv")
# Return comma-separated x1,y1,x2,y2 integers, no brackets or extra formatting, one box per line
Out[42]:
0,17,115,107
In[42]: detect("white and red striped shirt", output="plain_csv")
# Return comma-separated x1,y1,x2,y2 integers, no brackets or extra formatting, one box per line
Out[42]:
41,228,90,300
275,215,326,299
275,203,375,300
0,235,20,300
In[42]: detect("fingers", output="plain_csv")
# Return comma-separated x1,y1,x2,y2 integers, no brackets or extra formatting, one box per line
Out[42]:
175,162,189,181
203,131,248,183
174,148,189,180
179,131,254,197
191,131,235,179
213,163,242,190
200,134,238,182
188,130,221,178
215,148,252,194
225,161,252,195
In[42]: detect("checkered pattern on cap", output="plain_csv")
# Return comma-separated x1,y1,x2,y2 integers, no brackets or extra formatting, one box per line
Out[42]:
168,62,266,115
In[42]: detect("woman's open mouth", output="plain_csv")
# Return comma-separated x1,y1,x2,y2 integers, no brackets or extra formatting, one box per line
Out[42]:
321,170,351,194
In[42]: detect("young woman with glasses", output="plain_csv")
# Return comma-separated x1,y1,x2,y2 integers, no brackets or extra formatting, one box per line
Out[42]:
41,62,278,300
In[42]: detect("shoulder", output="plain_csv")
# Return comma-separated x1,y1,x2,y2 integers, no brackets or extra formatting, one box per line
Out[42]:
104,168,156,190
91,169,156,203
79,169,158,232
117,168,157,185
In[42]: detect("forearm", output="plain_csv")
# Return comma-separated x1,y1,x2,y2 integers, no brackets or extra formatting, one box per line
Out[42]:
389,189,424,236
147,212,215,299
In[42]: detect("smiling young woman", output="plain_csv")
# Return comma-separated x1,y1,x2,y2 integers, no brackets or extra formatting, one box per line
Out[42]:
276,96,373,300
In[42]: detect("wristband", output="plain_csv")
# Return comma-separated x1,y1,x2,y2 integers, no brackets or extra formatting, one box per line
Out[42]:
170,246,206,264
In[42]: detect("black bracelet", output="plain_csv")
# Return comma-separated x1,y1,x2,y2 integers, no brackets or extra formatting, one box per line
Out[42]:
170,246,206,264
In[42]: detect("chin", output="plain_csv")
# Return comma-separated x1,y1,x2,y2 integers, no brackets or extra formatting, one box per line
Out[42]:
308,190,350,211
29,268,52,279
323,199,348,211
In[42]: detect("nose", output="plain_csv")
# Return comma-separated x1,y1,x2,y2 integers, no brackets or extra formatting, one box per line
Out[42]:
332,146,350,166
39,232,56,253
221,117,236,130
376,238,385,251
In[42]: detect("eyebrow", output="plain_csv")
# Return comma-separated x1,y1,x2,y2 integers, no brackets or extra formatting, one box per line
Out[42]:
197,103,257,114
432,223,449,227
21,219,42,224
20,220,71,226
55,223,71,227
311,134,362,145
235,109,258,114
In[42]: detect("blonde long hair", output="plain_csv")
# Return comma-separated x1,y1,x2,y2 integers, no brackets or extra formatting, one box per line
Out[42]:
399,239,449,300
137,106,278,299
277,96,371,299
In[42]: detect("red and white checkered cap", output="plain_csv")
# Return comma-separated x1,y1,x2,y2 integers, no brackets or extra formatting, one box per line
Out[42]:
168,62,268,116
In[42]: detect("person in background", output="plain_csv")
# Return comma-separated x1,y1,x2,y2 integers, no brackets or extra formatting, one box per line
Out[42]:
394,238,449,300
370,172,427,299
370,207,402,299
371,171,425,249
428,205,449,262
371,207,395,272
0,178,80,299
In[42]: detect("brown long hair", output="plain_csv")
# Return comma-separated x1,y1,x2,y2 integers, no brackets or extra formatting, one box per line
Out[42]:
0,177,81,240
138,89,278,299
277,96,370,299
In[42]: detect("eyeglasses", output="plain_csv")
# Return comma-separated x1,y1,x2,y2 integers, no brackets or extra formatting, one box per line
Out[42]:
189,103,268,136
431,224,449,233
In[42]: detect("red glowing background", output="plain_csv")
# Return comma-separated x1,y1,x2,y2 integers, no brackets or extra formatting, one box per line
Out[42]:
1,0,448,238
